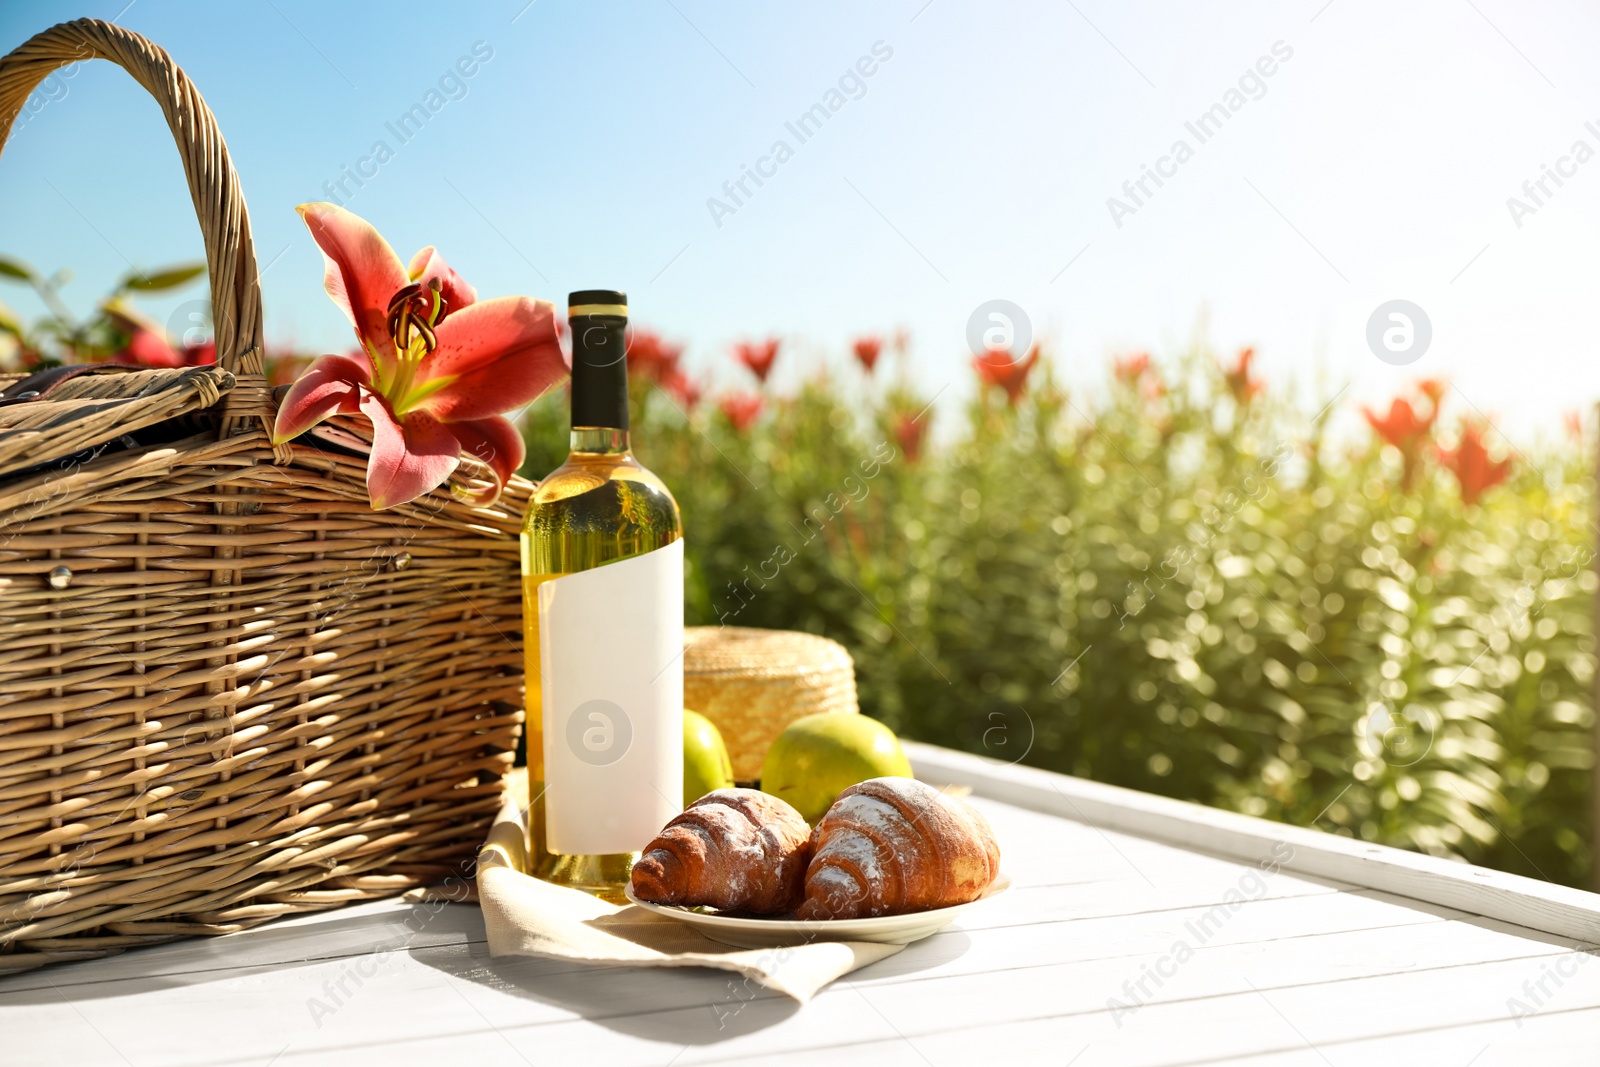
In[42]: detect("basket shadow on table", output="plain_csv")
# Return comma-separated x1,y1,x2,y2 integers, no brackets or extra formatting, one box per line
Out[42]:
409,921,970,1046
0,903,488,1006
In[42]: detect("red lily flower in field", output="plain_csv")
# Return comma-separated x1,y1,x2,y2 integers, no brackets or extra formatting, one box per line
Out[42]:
732,338,779,384
126,327,185,367
627,328,684,385
1363,396,1435,491
271,202,565,510
1224,346,1263,404
1112,352,1150,383
103,301,215,368
972,344,1040,405
1439,420,1512,505
661,368,704,409
1417,378,1447,407
265,351,319,388
853,336,883,374
1565,410,1584,442
1364,397,1434,448
1113,352,1166,402
894,411,928,463
718,391,764,432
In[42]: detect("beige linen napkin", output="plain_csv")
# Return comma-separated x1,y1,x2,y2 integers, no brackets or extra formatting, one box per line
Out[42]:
475,788,905,1003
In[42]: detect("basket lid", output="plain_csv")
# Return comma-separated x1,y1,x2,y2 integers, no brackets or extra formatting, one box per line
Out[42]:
0,365,234,483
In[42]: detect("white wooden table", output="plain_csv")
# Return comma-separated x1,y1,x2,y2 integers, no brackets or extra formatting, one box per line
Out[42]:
5,742,1600,1066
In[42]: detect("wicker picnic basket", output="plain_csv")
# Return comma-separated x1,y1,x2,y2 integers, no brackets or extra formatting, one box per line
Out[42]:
0,20,528,973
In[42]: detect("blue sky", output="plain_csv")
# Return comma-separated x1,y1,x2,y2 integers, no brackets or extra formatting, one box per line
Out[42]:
2,0,1599,440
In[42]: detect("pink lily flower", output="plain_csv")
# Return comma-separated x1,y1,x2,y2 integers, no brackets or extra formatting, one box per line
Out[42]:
271,203,566,510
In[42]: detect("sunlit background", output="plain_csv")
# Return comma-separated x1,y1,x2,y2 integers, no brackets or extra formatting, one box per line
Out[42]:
4,1,1599,889
3,0,1599,438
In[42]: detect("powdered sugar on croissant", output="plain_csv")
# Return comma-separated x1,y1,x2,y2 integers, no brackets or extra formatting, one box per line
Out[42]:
797,777,1000,920
630,789,812,915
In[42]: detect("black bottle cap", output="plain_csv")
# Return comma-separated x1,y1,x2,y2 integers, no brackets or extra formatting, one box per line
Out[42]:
568,289,629,430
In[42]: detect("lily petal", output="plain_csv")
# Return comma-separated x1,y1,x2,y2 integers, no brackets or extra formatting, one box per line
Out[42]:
359,390,462,510
407,246,477,312
412,296,566,421
271,353,370,443
445,415,525,507
296,202,406,384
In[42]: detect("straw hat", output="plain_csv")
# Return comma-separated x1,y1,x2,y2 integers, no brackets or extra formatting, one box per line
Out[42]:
683,627,859,780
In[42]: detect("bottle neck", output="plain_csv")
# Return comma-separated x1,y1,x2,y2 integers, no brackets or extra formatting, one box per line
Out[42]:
569,314,630,433
570,427,630,455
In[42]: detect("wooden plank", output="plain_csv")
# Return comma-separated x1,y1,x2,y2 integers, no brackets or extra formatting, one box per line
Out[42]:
1212,1006,1600,1066
0,880,1399,1013
0,896,485,994
833,918,1585,1032
384,931,1600,1066
906,740,1600,944
975,798,1365,895
954,872,1340,934
962,795,1358,892
0,794,1349,994
857,889,1461,984
720,1006,1600,1067
0,894,1581,1067
671,949,1600,1066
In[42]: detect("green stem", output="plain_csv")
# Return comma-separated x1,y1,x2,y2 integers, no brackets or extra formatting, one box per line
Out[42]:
33,277,77,331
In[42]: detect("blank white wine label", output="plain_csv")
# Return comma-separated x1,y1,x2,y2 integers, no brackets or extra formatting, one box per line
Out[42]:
539,539,684,855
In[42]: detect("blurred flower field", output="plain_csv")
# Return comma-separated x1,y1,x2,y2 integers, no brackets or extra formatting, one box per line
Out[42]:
523,332,1598,889
0,255,313,383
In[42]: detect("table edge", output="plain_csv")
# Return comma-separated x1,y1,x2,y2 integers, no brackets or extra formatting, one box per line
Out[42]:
906,740,1600,945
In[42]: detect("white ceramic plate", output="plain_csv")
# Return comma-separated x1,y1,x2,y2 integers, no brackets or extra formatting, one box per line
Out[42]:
623,873,1011,949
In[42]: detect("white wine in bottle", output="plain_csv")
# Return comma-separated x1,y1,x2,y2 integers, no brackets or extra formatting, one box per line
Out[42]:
520,289,683,902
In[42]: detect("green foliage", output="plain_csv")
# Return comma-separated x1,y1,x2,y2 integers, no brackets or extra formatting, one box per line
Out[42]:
121,262,207,292
0,256,34,281
521,344,1597,887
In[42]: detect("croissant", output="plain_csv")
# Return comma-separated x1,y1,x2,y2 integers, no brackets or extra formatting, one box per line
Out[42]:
630,788,812,914
796,777,1000,920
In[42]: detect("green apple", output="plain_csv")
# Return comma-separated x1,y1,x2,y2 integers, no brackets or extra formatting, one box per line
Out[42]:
683,708,735,807
760,712,912,823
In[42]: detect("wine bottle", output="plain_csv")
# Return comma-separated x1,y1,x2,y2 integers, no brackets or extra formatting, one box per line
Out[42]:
521,290,684,902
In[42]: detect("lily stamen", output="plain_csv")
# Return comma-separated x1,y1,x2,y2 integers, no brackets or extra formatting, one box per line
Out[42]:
387,278,448,356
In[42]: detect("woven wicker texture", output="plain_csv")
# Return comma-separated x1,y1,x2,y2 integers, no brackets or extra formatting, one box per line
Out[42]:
0,21,527,975
0,367,235,476
682,627,859,780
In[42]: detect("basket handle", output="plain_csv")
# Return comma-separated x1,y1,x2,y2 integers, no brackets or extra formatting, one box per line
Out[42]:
0,18,272,444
